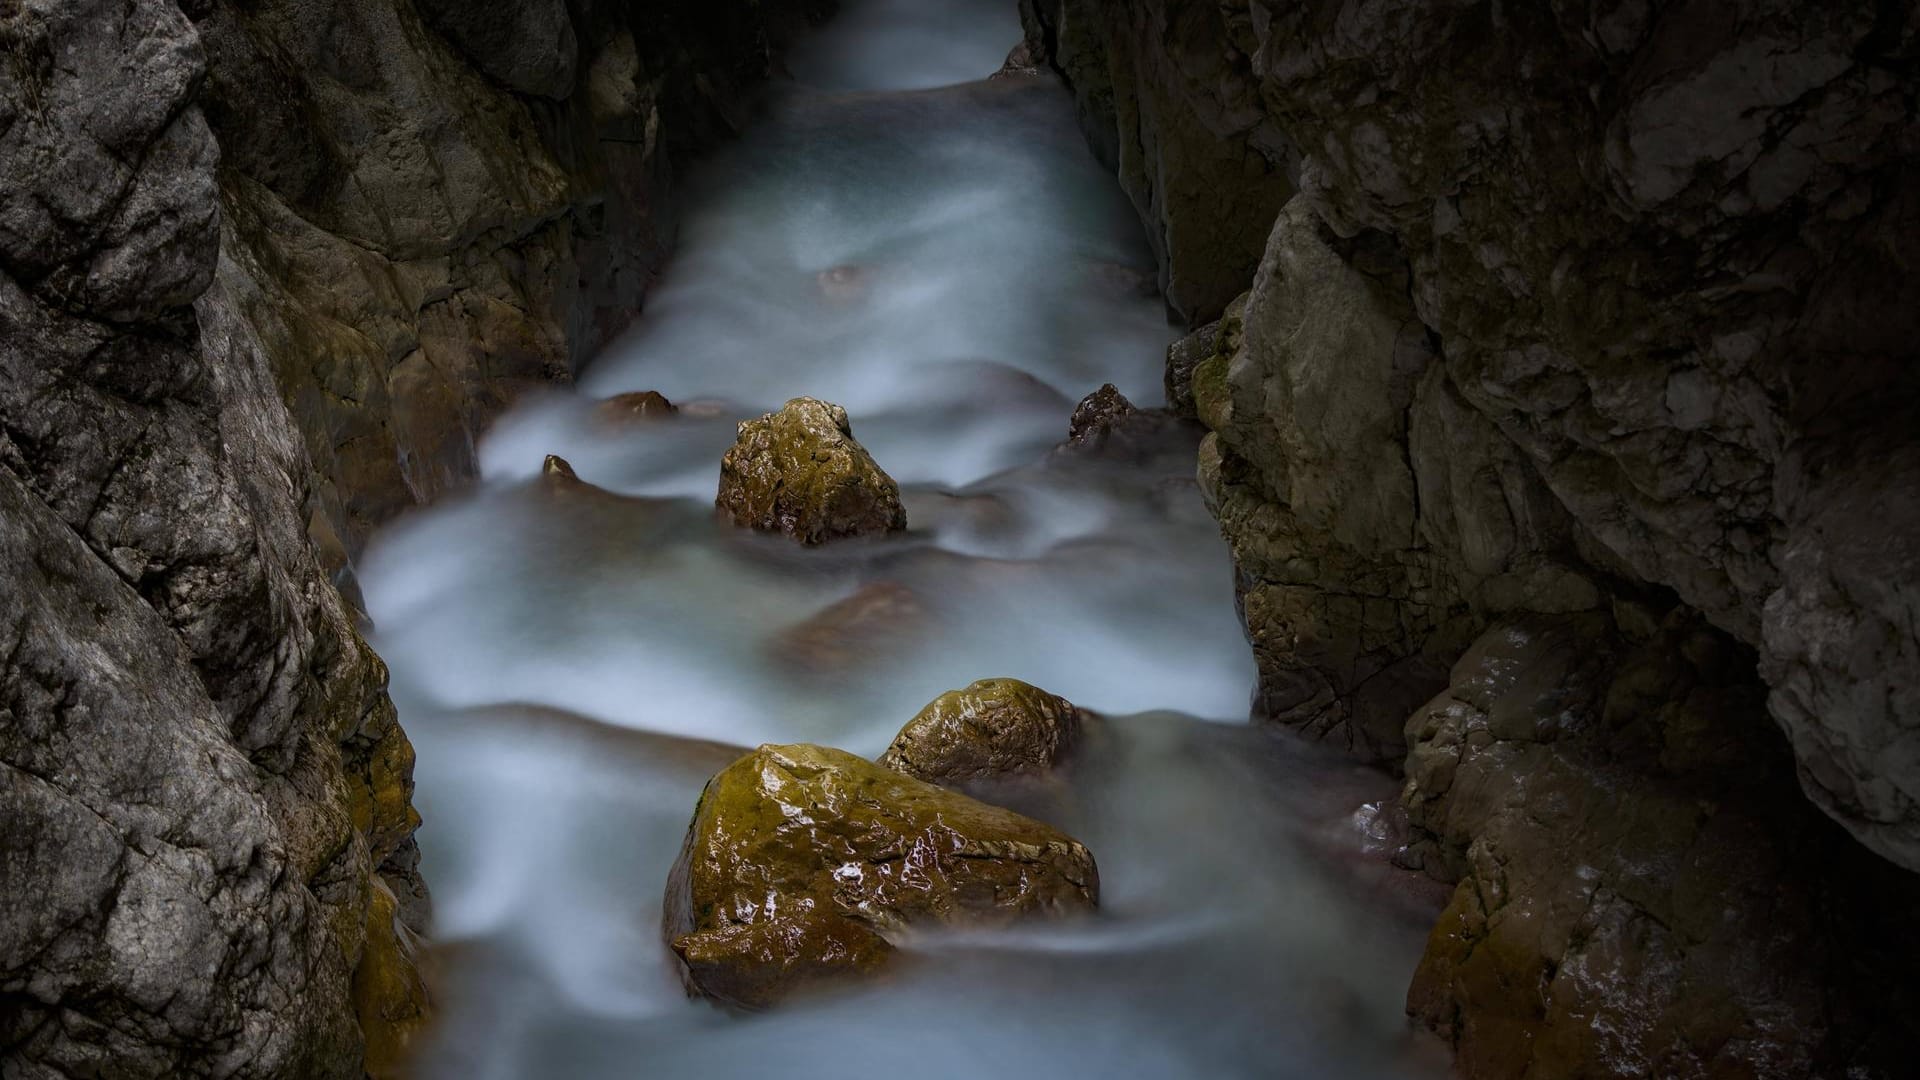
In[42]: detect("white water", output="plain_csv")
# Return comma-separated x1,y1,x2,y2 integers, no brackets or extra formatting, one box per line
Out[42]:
358,3,1445,1075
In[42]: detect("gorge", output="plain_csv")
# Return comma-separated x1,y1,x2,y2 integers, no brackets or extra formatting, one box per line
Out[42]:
3,1,1917,1078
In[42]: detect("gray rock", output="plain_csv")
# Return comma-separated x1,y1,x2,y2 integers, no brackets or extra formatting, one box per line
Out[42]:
1,0,833,1074
1030,0,1920,872
414,0,580,100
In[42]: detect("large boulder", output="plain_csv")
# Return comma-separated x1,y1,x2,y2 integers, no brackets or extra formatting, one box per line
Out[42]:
715,398,907,545
663,744,1099,1009
879,678,1082,784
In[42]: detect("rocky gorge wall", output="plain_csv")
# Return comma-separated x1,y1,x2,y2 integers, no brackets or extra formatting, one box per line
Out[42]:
1021,0,1920,1075
1,0,824,1075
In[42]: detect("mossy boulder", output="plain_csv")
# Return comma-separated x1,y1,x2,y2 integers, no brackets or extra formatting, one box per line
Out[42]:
879,678,1082,784
663,743,1098,1009
715,398,907,545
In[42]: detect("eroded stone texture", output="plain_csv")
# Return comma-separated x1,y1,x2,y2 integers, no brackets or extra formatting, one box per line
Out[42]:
1029,0,1920,873
716,398,907,545
1401,613,1920,1079
880,678,1082,784
1,4,426,1073
2,0,832,1073
194,0,835,585
1028,0,1920,1069
663,744,1099,1009
1019,0,1296,322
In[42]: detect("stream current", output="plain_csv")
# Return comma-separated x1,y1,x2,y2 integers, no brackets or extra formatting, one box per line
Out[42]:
359,3,1444,1075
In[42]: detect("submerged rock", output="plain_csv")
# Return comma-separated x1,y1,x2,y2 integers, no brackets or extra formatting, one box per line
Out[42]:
880,678,1082,784
595,390,678,425
663,744,1099,1009
815,264,868,304
715,398,907,545
769,582,930,676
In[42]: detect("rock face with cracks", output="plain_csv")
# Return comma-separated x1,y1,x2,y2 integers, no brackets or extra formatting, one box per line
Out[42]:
716,398,908,545
663,744,1099,1009
880,679,1083,784
1,0,830,1074
1025,0,1920,1073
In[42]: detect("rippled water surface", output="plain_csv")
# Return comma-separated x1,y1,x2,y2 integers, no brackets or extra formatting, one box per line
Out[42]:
360,3,1444,1075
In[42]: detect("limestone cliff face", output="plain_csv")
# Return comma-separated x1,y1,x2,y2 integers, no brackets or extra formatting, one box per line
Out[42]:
1024,0,1920,1074
1,0,822,1074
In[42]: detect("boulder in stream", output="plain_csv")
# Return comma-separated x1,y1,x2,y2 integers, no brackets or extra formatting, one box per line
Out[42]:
769,581,929,676
596,390,679,425
880,678,1082,784
715,398,907,545
663,743,1099,1009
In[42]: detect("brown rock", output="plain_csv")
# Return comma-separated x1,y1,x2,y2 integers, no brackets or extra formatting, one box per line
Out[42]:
879,678,1082,784
353,880,431,1080
663,743,1099,1009
715,397,907,545
595,390,678,424
769,582,929,676
1066,383,1138,447
815,265,867,304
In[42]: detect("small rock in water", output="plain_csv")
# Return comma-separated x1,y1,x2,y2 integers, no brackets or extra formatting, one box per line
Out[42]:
880,677,1082,784
990,39,1045,80
716,397,907,545
595,390,678,424
815,264,867,304
1059,383,1199,462
538,453,592,495
770,581,929,676
1067,383,1138,446
663,744,1099,1009
1082,259,1160,299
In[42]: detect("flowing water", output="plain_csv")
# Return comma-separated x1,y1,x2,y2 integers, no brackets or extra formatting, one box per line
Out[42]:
359,3,1446,1075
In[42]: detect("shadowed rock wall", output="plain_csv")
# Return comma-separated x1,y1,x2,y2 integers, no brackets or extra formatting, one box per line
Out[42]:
1,0,825,1074
1023,0,1920,1074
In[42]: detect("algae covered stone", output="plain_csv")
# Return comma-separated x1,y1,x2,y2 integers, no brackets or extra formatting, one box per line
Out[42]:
880,678,1082,783
663,743,1098,1008
715,397,907,545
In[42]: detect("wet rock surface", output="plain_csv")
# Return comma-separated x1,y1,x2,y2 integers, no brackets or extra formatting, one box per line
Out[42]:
595,390,679,425
1028,0,1920,1072
769,581,931,677
1401,613,1920,1079
716,397,909,545
881,678,1083,784
663,743,1099,1009
0,0,832,1074
1030,0,1920,872
196,0,836,583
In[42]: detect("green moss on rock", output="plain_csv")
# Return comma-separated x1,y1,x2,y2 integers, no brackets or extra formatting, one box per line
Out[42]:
879,678,1082,784
715,398,907,545
663,743,1098,1009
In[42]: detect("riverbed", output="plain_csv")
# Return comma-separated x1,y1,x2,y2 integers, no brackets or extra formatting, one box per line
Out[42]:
358,3,1443,1076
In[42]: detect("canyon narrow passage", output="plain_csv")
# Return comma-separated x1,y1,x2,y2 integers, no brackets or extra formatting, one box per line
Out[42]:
356,2,1443,1076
